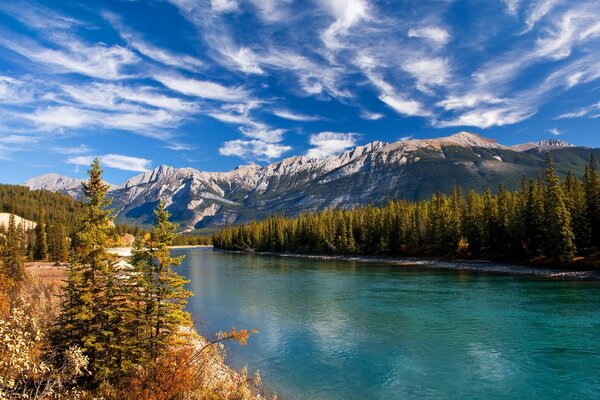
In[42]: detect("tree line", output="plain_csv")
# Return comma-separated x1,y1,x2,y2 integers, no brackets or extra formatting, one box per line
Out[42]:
213,154,600,266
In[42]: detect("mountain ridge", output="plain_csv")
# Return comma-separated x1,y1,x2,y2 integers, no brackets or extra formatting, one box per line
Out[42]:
22,132,594,232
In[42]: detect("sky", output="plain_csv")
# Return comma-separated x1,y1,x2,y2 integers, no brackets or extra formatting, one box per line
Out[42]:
0,0,600,184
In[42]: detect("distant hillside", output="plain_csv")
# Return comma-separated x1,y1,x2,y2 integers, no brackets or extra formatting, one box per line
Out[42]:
0,184,78,231
0,213,36,231
23,132,600,232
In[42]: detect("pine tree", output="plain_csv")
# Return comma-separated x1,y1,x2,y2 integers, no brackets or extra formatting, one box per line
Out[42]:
34,207,48,260
52,159,131,386
2,214,24,282
130,200,192,361
543,154,576,262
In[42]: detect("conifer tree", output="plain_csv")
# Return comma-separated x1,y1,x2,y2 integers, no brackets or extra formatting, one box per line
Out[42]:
543,154,576,262
34,207,48,260
52,159,131,386
2,214,24,282
130,200,192,361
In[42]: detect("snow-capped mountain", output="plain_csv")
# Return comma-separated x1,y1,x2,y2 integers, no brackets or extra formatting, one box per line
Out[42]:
23,132,593,231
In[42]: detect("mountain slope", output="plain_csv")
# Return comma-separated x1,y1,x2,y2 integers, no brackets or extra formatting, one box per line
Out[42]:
23,132,598,232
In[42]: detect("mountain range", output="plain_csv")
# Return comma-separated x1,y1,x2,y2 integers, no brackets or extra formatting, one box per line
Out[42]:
23,132,598,232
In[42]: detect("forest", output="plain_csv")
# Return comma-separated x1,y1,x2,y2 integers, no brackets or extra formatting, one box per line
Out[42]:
213,154,600,267
0,160,260,399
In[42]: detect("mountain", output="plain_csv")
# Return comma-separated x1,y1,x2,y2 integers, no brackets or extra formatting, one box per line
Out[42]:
23,173,85,198
23,173,116,198
23,132,598,232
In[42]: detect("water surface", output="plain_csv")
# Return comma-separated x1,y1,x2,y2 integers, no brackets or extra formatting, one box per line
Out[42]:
176,248,600,400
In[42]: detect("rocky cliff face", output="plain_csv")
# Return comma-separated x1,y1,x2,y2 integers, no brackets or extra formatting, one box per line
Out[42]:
24,132,592,232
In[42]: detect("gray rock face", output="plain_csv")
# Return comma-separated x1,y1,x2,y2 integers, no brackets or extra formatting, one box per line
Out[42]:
23,173,86,198
23,132,590,231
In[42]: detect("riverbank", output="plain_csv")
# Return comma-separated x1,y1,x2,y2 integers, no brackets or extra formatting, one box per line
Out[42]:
108,244,213,257
215,249,600,280
23,261,268,399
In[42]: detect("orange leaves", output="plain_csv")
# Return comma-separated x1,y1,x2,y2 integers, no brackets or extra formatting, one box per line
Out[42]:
217,327,259,347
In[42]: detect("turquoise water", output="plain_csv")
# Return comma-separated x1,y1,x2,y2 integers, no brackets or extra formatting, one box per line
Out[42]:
176,248,600,400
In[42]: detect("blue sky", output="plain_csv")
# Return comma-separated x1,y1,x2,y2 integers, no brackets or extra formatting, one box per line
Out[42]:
0,0,599,184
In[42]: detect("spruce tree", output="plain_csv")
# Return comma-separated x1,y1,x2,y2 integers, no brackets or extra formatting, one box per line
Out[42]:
543,154,576,263
2,214,24,282
130,200,192,361
34,207,48,260
52,159,131,386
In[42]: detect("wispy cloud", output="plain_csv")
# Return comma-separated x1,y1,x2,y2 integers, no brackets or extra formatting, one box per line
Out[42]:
321,0,370,50
407,26,450,46
360,110,384,120
219,140,291,160
210,0,238,13
68,154,152,172
549,127,561,135
272,109,321,122
153,74,249,102
307,132,359,158
1,36,139,80
557,101,600,119
104,12,204,72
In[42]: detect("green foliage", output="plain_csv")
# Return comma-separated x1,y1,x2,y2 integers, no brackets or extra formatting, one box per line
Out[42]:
52,159,133,386
214,155,600,266
130,200,192,361
34,207,48,260
2,214,25,282
0,184,77,232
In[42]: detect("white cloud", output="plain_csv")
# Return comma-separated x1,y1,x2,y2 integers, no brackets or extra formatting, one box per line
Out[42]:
247,0,292,22
23,105,180,138
0,76,33,103
402,57,451,93
379,94,429,117
239,126,285,143
524,0,561,32
68,154,152,172
437,93,506,111
549,127,561,135
321,0,370,49
2,38,139,80
307,132,358,158
104,12,204,72
211,0,238,13
557,102,600,119
359,54,429,117
273,109,320,121
59,83,197,113
0,1,84,30
436,105,535,129
219,139,291,159
53,144,92,155
407,26,450,46
218,46,264,74
154,74,249,102
503,0,521,16
360,110,384,120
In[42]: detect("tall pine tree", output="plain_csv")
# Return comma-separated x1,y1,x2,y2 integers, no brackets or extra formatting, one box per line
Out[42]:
52,159,132,386
130,200,192,361
543,154,576,262
34,207,48,260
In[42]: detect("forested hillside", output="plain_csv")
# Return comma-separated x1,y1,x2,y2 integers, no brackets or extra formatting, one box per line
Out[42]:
0,184,78,231
213,154,600,267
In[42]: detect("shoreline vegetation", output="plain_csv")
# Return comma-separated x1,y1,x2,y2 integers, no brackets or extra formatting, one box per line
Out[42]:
213,154,600,271
0,160,268,399
217,249,600,280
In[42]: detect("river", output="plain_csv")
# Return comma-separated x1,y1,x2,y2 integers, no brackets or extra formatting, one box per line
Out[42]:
176,247,600,400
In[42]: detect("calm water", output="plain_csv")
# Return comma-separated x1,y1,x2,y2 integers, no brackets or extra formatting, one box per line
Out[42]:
176,247,600,400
